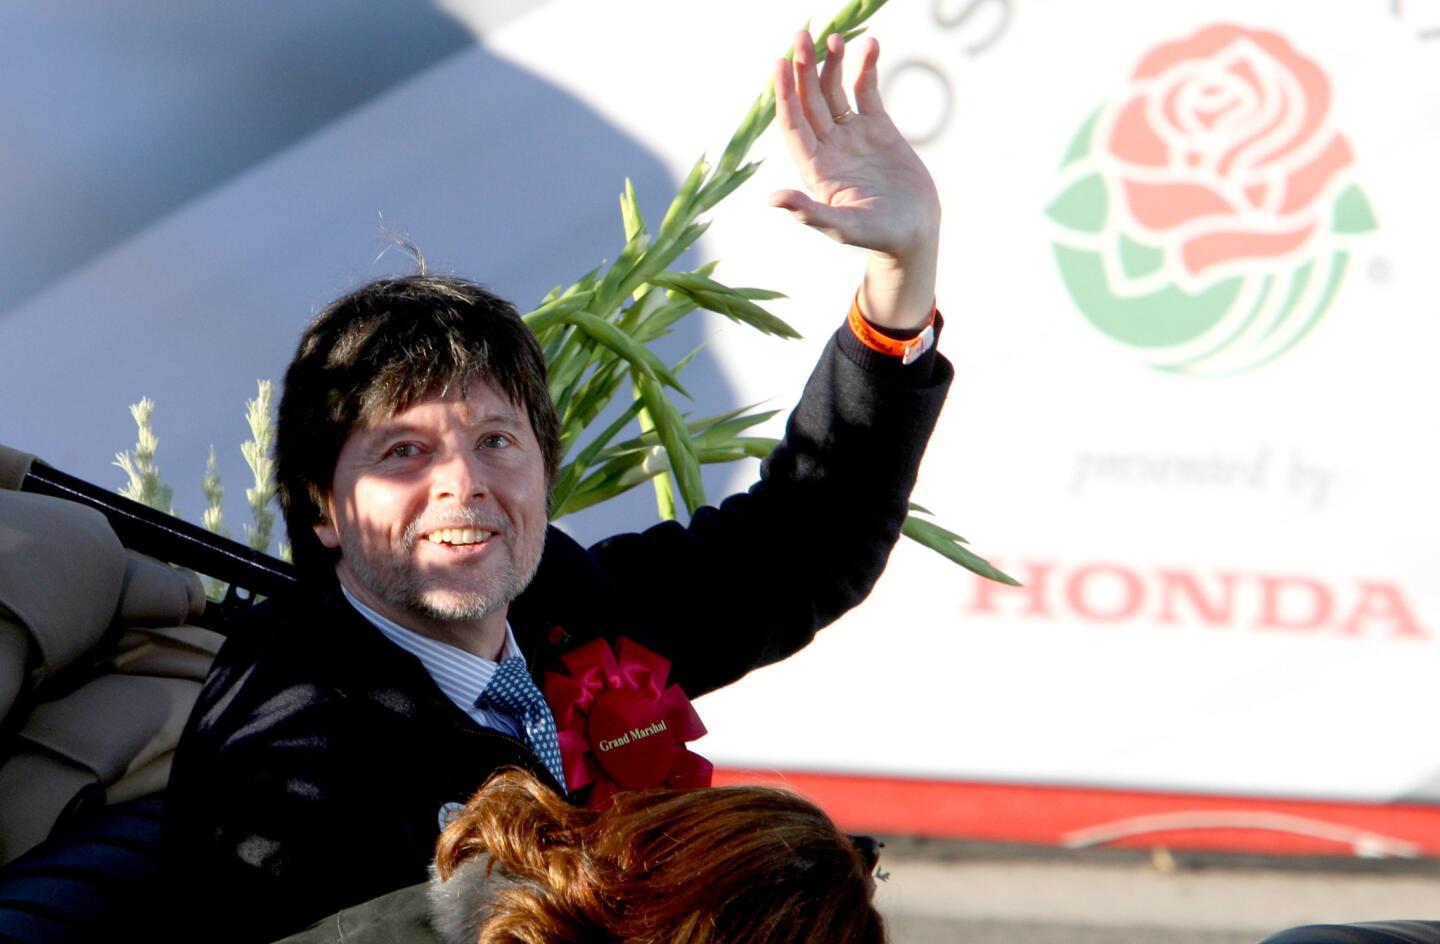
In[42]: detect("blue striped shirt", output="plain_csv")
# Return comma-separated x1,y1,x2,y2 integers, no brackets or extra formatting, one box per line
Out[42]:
341,585,525,739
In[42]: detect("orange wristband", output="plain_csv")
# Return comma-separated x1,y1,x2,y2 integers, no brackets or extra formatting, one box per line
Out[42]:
846,290,937,366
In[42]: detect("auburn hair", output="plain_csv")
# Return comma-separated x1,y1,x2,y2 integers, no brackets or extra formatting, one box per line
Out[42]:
434,770,885,944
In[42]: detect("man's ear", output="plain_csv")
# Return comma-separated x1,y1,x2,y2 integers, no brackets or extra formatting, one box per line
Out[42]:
313,497,341,549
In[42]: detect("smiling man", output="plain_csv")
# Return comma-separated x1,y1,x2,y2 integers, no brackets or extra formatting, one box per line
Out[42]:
318,374,550,657
162,32,954,943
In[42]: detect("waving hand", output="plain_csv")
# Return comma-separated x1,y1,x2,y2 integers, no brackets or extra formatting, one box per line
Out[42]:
771,31,941,331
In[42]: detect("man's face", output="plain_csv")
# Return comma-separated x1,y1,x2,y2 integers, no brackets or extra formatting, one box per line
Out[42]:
314,378,548,645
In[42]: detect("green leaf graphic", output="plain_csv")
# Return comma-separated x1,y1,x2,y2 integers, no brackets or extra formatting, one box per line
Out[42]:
1052,244,1240,348
1332,183,1378,234
1259,257,1315,344
1245,252,1349,374
1118,234,1164,279
1060,107,1101,168
1046,173,1108,233
1157,274,1273,374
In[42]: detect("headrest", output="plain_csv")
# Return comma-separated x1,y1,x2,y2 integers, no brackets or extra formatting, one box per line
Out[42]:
0,444,37,492
118,551,207,627
0,491,126,684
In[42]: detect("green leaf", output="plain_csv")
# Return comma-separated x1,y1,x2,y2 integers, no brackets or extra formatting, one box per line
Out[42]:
613,221,710,304
617,278,670,333
533,268,604,336
1046,173,1108,234
1332,183,1378,234
693,409,783,447
557,451,652,516
902,515,1019,586
523,289,597,334
634,373,705,515
695,290,800,339
557,458,658,517
562,310,690,397
558,360,627,450
573,402,648,467
693,160,763,217
698,437,775,462
1118,233,1163,279
608,405,781,456
627,261,719,344
652,272,800,338
901,513,968,547
620,178,647,243
547,330,605,412
1059,107,1100,168
631,296,701,345
551,398,648,516
659,155,709,237
627,373,676,520
593,231,653,312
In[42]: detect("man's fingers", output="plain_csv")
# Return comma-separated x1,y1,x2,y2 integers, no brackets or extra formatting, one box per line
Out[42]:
792,31,834,133
853,37,884,116
769,190,847,242
819,33,851,120
773,58,818,155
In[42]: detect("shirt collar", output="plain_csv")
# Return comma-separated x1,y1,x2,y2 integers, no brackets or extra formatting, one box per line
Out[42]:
340,583,522,713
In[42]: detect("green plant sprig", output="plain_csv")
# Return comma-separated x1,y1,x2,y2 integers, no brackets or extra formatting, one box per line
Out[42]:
201,445,230,600
114,397,176,515
241,380,279,555
522,0,1014,584
525,2,880,519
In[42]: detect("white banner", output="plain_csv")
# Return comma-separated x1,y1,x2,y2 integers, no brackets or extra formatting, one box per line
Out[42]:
487,0,1440,802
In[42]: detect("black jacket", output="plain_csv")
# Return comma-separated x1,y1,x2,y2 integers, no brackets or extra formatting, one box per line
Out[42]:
161,327,951,942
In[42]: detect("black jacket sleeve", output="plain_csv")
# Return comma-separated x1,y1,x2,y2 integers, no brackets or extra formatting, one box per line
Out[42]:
576,324,951,695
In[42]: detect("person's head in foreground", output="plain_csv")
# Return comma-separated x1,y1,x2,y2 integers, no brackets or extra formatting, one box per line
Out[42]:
430,770,885,944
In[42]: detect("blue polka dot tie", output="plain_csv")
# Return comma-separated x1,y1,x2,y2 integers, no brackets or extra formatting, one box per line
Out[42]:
476,657,566,790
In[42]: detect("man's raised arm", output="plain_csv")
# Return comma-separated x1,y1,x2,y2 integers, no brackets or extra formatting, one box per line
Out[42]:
770,30,941,332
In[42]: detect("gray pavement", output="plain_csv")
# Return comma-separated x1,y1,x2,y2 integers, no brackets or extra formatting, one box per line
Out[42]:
874,843,1440,944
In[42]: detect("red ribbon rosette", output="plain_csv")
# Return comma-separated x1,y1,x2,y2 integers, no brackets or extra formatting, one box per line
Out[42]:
543,636,711,807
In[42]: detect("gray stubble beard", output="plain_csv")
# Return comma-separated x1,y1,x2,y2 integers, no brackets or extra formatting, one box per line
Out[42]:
342,513,543,624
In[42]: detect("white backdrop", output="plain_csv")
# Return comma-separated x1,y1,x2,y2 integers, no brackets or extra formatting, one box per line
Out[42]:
486,0,1440,802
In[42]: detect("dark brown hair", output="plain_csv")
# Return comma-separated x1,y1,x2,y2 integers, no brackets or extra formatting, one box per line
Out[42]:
275,275,561,575
434,770,885,944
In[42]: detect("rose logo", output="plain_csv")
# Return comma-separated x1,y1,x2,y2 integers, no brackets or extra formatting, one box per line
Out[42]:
1047,24,1376,376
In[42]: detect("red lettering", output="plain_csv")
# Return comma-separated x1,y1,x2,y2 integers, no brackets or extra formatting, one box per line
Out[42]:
1066,564,1144,621
1256,575,1333,631
1157,570,1237,626
1339,582,1429,640
968,561,1429,643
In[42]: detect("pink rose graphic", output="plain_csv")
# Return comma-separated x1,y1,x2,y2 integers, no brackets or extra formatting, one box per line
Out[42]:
1047,23,1376,376
1104,24,1353,279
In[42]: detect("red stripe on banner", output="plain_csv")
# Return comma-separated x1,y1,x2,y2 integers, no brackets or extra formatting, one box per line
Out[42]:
712,768,1440,858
